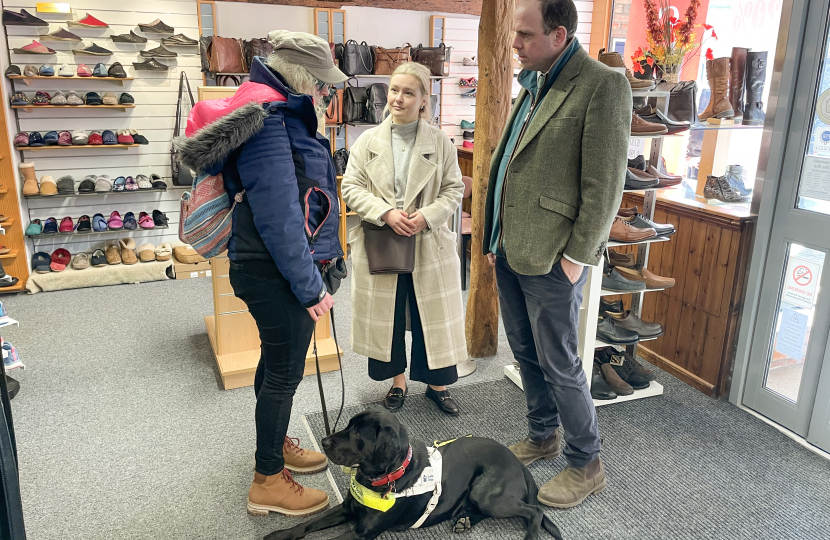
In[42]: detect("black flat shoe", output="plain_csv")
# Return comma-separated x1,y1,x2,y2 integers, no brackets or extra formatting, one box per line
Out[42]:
426,387,460,416
383,386,407,411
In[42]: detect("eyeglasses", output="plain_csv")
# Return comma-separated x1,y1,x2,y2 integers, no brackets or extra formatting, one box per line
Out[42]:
315,80,332,92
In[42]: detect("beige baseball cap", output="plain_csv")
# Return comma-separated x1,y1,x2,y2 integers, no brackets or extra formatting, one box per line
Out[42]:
267,30,348,84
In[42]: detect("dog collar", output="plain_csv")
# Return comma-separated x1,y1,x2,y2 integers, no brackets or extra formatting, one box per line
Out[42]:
369,445,412,487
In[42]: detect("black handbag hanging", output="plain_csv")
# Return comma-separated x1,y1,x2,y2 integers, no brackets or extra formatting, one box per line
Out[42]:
171,72,196,186
333,148,350,177
366,83,388,124
343,81,369,123
342,40,374,76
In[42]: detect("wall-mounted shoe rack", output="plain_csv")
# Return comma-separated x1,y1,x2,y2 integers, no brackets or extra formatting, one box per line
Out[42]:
505,88,673,406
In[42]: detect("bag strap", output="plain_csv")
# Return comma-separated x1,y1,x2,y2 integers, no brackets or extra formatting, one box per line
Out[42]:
174,72,196,137
325,91,338,120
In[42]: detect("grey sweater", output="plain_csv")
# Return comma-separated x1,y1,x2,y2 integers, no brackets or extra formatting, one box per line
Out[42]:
391,119,418,209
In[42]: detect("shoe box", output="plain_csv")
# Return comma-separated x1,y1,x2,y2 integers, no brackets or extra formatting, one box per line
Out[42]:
172,254,211,280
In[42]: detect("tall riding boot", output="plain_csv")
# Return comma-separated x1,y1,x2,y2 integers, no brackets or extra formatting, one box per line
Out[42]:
743,51,768,126
730,47,750,121
698,60,715,121
709,57,735,120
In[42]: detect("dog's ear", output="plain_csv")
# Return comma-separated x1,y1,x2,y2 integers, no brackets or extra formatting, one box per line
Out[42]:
363,418,409,477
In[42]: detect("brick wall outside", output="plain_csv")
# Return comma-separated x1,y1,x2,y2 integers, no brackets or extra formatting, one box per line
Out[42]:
611,0,632,40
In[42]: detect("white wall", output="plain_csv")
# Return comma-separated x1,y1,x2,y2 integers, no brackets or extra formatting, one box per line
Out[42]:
1,0,201,258
215,2,311,38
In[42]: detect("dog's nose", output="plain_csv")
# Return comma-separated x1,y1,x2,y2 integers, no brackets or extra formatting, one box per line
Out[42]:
321,437,333,450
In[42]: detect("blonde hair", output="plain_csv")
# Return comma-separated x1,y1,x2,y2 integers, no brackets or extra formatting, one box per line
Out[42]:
383,62,433,123
266,52,329,116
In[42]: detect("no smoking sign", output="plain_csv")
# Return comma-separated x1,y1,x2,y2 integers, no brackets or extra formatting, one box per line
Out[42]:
793,265,813,286
783,257,821,309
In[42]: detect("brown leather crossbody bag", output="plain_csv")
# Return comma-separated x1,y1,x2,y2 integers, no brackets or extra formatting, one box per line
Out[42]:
361,221,416,274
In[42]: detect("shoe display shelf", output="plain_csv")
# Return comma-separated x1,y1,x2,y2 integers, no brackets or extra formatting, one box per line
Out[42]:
505,88,673,406
7,75,133,86
27,225,168,239
692,118,762,201
24,188,168,199
15,144,140,152
12,105,135,112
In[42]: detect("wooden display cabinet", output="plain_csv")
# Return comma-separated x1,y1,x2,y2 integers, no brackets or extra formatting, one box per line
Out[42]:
0,76,30,292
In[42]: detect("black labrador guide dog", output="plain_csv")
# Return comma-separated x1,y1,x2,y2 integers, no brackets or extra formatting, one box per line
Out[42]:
265,409,563,540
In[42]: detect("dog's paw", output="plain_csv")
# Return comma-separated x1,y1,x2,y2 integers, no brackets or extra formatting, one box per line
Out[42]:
453,517,471,534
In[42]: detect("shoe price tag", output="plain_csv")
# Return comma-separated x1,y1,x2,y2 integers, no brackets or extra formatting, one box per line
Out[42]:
628,137,646,160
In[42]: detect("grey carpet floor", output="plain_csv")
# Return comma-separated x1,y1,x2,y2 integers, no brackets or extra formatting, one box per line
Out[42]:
3,272,828,540
305,378,830,540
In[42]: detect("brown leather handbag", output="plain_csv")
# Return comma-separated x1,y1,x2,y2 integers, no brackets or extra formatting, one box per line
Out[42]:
326,88,343,125
373,44,411,75
208,36,246,73
361,221,416,274
410,43,452,77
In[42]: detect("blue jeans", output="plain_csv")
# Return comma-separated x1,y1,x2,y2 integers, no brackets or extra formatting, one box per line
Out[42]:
495,257,601,467
229,260,316,475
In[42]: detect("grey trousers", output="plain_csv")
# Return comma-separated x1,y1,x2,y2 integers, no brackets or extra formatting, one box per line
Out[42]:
496,256,601,467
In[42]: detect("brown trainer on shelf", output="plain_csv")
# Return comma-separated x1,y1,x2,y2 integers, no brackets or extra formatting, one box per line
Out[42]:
247,469,329,516
609,216,656,243
20,162,39,196
631,112,667,135
614,266,676,289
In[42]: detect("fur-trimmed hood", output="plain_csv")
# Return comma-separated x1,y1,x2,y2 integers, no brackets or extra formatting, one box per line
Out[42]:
173,102,267,175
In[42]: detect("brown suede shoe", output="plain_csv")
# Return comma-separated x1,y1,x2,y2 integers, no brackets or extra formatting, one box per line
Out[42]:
607,249,636,268
508,431,561,466
247,469,329,516
283,437,328,474
615,266,676,289
537,457,607,508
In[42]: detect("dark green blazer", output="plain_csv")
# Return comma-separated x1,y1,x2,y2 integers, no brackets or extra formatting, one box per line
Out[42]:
483,47,632,275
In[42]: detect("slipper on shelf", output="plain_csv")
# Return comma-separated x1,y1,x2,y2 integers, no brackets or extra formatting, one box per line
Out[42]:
154,243,172,262
137,243,156,262
119,238,138,265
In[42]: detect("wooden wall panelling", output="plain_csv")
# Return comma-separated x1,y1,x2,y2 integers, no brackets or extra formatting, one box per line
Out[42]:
221,0,484,16
4,0,202,261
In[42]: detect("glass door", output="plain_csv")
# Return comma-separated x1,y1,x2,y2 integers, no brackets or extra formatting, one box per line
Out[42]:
743,0,830,452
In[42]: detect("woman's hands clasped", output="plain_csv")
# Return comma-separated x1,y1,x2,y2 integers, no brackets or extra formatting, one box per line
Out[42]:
381,209,428,236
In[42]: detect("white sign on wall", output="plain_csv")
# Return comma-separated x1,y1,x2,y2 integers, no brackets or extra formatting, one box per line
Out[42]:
782,256,822,309
800,155,830,202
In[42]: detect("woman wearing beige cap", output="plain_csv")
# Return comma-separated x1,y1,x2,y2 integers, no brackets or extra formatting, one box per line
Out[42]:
342,62,467,416
176,30,347,517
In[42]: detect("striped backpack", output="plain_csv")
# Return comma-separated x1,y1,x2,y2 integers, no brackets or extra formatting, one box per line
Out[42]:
178,171,244,259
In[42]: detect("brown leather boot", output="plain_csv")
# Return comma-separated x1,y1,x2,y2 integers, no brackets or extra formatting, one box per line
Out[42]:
705,57,735,121
537,457,607,508
283,437,328,474
20,162,38,196
247,469,329,516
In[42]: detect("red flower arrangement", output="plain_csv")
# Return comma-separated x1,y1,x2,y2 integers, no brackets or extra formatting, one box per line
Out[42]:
632,0,716,79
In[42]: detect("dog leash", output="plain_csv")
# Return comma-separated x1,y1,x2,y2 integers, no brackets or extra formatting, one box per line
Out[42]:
313,306,345,436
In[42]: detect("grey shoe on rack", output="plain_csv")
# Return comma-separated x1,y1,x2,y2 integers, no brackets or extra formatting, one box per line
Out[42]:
602,266,646,292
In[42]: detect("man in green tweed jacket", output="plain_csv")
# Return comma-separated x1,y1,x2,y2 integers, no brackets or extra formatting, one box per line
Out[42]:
483,0,631,508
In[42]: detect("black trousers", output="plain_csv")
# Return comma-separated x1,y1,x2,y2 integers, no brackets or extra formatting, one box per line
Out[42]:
368,273,458,386
229,260,316,476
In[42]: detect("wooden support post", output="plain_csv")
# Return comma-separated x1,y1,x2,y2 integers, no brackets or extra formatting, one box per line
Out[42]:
465,0,514,357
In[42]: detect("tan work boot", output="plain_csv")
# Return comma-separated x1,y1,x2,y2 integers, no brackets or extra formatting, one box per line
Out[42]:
20,162,39,196
508,431,561,466
283,436,329,474
247,469,329,516
597,48,653,89
537,457,607,508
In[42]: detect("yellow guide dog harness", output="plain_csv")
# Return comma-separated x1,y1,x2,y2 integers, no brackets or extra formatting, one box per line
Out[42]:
344,437,469,528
